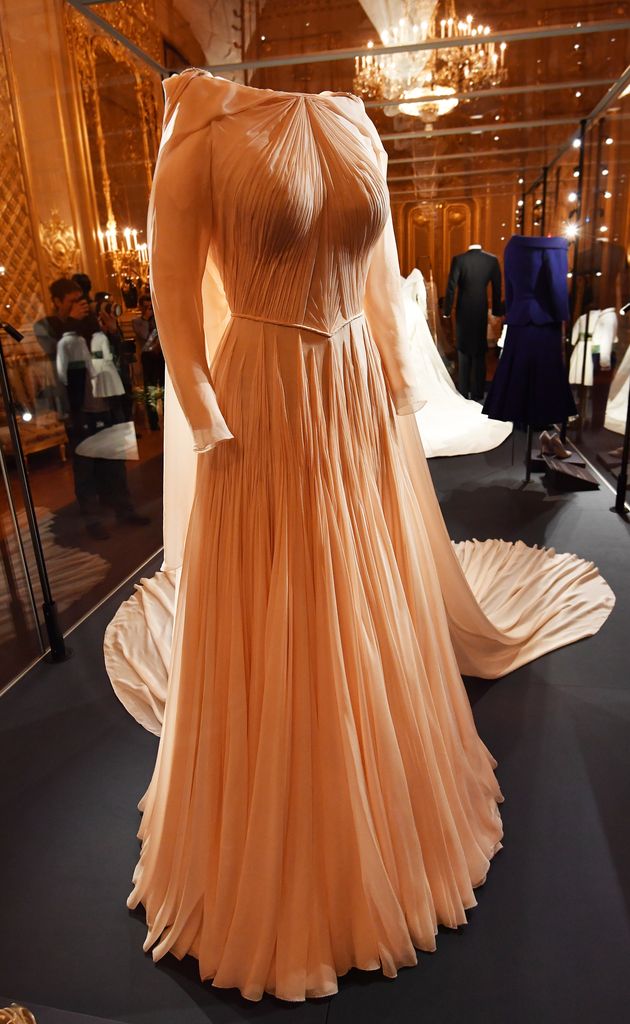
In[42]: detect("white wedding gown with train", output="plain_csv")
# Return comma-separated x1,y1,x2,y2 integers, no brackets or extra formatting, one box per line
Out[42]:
402,270,512,458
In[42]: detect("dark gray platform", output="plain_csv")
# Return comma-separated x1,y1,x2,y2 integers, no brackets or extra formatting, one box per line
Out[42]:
1,433,629,1024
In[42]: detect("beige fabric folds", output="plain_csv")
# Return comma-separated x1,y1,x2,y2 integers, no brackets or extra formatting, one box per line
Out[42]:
105,71,614,1001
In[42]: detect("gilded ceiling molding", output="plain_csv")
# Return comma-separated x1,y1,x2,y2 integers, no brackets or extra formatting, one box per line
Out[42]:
39,210,81,279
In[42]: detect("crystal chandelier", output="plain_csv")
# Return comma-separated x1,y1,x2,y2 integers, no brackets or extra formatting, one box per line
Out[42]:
354,0,507,128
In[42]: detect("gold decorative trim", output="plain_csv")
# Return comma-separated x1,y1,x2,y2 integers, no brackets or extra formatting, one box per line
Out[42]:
39,210,81,279
0,15,47,322
0,1004,37,1024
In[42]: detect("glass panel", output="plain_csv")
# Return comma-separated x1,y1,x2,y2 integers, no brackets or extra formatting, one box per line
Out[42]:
0,387,43,685
0,1,165,686
2,0,629,690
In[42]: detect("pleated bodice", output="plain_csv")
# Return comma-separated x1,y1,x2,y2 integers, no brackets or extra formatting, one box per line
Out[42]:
209,92,389,334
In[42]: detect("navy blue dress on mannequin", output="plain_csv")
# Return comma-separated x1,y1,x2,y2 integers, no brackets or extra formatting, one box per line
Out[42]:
482,235,577,428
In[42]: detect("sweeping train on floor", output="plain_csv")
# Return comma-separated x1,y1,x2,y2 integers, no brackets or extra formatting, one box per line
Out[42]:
105,70,614,1002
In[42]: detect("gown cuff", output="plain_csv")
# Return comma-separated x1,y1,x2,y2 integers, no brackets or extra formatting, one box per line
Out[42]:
392,386,426,416
192,423,234,452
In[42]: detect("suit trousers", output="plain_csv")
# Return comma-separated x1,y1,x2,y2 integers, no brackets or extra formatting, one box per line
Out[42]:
458,350,486,400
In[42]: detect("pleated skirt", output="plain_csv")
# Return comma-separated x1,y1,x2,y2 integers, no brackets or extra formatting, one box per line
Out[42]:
125,315,505,1000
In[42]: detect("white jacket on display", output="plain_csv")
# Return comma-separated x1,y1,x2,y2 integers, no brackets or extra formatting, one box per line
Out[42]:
90,331,126,398
56,331,96,386
569,308,617,386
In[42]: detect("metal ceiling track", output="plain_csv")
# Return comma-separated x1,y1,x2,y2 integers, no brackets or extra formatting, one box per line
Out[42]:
362,78,615,110
389,190,518,201
381,115,586,142
387,144,554,165
389,164,545,183
67,4,629,83
523,65,630,194
197,21,630,76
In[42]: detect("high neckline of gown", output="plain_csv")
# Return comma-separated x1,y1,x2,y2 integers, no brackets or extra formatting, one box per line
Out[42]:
177,67,362,105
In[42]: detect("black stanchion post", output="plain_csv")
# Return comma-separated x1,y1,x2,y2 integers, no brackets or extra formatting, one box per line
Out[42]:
613,378,630,516
540,166,548,236
0,322,69,661
525,426,533,483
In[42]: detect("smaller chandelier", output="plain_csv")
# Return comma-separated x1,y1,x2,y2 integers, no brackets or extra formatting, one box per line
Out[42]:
354,1,507,128
97,221,149,265
97,219,149,285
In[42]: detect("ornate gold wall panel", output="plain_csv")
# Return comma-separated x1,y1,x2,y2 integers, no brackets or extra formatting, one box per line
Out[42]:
66,1,162,246
0,22,46,325
39,211,81,280
395,199,478,296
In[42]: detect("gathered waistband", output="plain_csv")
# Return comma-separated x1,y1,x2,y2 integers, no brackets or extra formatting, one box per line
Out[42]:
230,311,364,337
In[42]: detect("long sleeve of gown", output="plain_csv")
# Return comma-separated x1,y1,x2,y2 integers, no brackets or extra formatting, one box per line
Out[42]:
361,110,424,416
149,75,233,452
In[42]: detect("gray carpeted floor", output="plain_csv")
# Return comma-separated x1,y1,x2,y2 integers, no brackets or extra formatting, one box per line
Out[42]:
1,432,629,1024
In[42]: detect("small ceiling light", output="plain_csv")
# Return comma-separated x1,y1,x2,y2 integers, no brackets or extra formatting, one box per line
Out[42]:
575,90,582,98
493,135,500,141
260,34,266,40
574,43,580,50
596,271,603,277
606,137,614,145
470,113,483,119
518,176,524,184
500,235,505,240
517,199,524,207
573,169,580,177
602,168,609,176
495,114,500,121
567,271,573,278
564,222,579,240
568,191,578,202
600,225,609,232
572,137,581,148
21,410,32,423
604,191,612,199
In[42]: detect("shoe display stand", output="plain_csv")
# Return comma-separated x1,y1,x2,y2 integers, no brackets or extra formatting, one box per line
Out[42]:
527,430,599,491
542,455,599,491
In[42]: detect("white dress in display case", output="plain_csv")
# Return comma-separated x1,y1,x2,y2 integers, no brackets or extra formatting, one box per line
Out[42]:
402,269,512,458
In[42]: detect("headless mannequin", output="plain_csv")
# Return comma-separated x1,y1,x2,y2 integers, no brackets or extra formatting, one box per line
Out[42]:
443,244,502,401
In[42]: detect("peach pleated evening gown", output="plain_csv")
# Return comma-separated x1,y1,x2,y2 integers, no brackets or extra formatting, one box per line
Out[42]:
105,70,614,1001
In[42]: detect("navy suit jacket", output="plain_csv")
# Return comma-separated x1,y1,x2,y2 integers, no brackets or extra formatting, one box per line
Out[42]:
504,235,569,326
